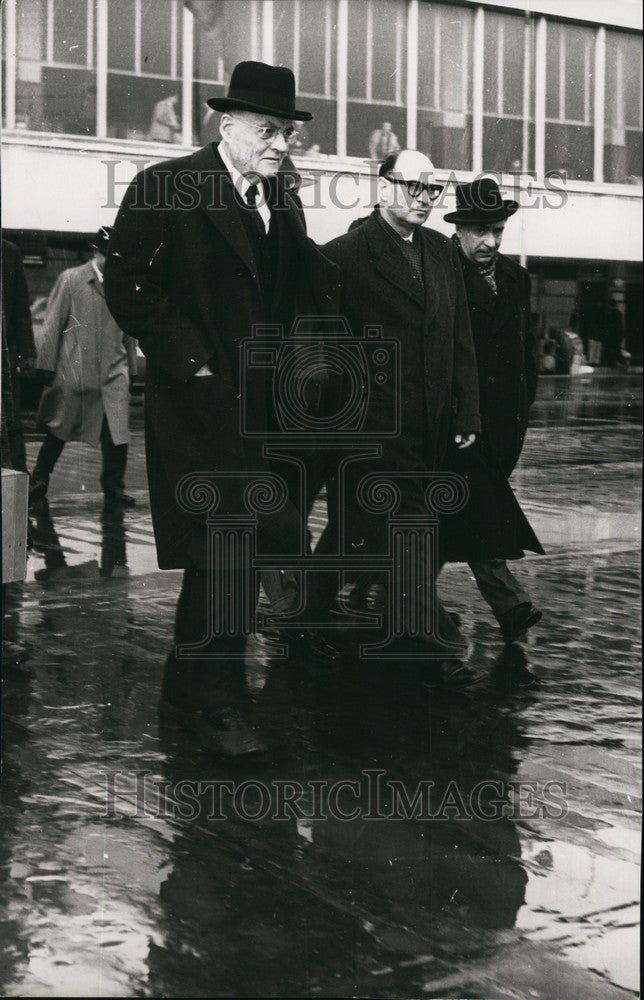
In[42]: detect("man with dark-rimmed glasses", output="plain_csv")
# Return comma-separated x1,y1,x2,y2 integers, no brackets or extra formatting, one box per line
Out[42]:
314,150,481,675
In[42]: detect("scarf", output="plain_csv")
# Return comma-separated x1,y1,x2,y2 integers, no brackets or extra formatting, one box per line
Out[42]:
453,233,497,294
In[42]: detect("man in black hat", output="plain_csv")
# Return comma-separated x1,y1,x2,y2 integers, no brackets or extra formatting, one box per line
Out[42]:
30,226,137,511
442,178,543,644
104,62,340,757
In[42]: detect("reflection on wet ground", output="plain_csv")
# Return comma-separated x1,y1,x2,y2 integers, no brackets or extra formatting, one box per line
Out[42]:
1,375,641,998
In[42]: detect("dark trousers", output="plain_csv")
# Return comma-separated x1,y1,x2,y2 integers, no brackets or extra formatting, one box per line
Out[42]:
469,559,529,621
162,566,255,714
33,418,128,498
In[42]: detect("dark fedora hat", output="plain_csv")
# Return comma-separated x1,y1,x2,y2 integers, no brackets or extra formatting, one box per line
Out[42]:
89,225,113,253
207,61,313,121
443,177,518,224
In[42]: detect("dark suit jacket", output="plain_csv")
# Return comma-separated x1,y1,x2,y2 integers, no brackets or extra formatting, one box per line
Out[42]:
455,244,537,477
323,212,481,468
1,239,36,362
104,142,340,568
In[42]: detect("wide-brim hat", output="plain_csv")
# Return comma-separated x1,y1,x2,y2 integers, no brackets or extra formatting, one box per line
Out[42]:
207,61,313,121
90,225,113,253
443,177,518,224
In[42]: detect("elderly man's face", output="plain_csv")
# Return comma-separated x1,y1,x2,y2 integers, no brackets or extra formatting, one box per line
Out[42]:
220,111,296,177
457,222,506,264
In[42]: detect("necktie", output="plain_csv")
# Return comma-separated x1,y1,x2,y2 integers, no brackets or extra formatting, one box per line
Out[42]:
245,183,266,241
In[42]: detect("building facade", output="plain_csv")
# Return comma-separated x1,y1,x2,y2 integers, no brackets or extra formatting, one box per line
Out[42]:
2,0,642,356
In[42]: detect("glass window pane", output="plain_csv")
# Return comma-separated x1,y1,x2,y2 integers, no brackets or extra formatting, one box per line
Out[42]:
273,1,295,77
545,23,561,120
108,74,180,141
564,29,592,122
605,30,643,183
193,1,260,83
298,0,335,97
483,16,499,115
53,0,88,65
545,122,593,181
502,16,524,116
108,0,135,72
347,0,367,99
482,12,533,173
16,0,96,134
417,4,472,169
140,0,173,76
371,0,405,103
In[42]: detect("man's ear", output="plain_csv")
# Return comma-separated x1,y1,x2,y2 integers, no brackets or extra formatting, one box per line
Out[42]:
219,113,232,140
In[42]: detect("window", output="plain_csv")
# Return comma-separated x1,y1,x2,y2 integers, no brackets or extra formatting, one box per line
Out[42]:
192,0,262,146
347,0,406,160
14,0,96,135
417,3,473,170
273,0,337,155
604,30,643,184
483,11,534,174
107,0,182,143
545,21,594,181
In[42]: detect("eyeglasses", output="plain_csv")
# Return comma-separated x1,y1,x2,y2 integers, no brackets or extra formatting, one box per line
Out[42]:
384,177,444,201
247,123,300,144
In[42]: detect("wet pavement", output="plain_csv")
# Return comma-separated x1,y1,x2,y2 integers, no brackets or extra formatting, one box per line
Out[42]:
1,374,641,998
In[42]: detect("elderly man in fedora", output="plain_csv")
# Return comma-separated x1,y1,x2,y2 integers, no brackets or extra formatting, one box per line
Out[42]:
105,61,340,757
30,226,137,511
441,177,543,644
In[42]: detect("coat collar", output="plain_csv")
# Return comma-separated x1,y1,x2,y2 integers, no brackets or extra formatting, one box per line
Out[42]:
363,211,444,324
191,142,257,277
85,259,105,297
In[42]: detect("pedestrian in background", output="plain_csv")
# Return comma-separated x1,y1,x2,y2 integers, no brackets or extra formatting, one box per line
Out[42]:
1,239,37,473
30,226,137,512
442,178,543,644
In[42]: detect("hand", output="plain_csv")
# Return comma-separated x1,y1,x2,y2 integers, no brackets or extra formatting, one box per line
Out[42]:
194,364,213,377
454,433,476,449
17,357,36,377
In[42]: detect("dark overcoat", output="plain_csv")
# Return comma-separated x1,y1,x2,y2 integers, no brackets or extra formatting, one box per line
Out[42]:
440,245,543,562
104,142,340,569
323,212,481,464
458,247,538,477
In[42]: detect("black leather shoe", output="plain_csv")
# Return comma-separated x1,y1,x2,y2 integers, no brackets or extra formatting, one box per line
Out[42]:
104,491,136,508
431,658,475,687
499,603,542,644
159,700,265,758
201,709,265,758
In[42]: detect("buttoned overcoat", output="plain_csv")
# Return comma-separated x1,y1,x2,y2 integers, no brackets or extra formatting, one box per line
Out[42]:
104,142,340,569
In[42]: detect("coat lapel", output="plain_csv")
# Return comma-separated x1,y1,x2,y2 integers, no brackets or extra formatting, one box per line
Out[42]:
364,214,425,311
192,143,257,280
418,230,448,327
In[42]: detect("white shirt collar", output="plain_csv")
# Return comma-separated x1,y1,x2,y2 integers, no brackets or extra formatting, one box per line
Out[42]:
218,142,271,233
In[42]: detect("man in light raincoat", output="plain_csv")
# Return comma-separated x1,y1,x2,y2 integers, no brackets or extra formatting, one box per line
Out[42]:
31,226,137,510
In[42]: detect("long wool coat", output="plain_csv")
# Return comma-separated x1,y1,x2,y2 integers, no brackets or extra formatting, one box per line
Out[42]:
317,212,481,563
104,142,340,569
323,212,481,465
37,261,135,446
439,246,543,562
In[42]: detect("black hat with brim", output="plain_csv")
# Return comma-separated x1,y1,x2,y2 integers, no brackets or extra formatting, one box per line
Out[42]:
443,177,519,224
207,61,313,121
